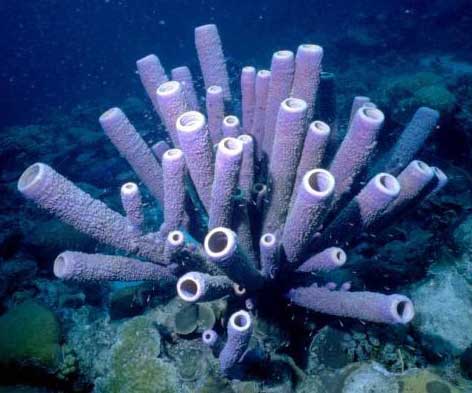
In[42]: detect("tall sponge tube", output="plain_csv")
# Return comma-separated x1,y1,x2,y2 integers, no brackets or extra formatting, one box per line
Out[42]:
99,107,164,203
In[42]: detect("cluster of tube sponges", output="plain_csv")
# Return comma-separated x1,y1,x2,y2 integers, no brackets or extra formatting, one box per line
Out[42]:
17,24,447,377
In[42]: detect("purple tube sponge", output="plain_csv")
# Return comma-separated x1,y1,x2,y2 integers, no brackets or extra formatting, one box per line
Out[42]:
260,233,280,279
296,247,346,273
120,182,144,231
241,66,256,133
17,163,162,262
195,24,231,101
262,51,295,160
293,120,331,197
209,137,243,229
203,329,223,356
161,148,186,234
176,111,214,212
171,66,200,111
282,169,335,265
238,134,255,199
287,286,415,324
429,167,448,195
312,173,400,251
222,115,241,138
156,81,188,147
251,70,271,160
348,96,371,127
291,44,324,120
99,107,164,203
329,106,385,210
263,98,308,233
377,160,434,228
136,54,168,113
219,310,253,375
204,227,264,291
177,271,234,302
206,85,225,145
252,183,268,211
385,107,440,175
54,251,175,285
163,230,185,265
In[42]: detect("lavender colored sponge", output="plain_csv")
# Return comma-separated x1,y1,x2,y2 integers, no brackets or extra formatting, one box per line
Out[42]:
219,310,253,375
99,107,164,203
54,251,176,284
287,285,415,324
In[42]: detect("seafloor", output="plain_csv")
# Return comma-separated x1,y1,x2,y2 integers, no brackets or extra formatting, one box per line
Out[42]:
2,1,472,392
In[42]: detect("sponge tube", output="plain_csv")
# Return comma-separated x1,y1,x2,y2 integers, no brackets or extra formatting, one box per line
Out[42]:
263,98,308,233
17,163,162,262
162,148,186,234
219,310,253,375
120,182,144,231
177,271,234,302
209,138,243,229
287,286,415,324
204,227,264,290
222,115,241,138
54,251,176,284
251,70,271,160
262,51,295,160
296,247,346,273
260,233,280,279
282,169,335,265
136,54,168,114
99,107,164,203
385,107,440,175
156,81,188,147
291,44,323,120
176,111,214,212
241,66,256,133
206,85,225,145
171,66,200,111
195,24,231,100
329,106,385,210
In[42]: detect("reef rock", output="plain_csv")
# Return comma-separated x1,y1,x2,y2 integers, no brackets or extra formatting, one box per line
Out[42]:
410,265,472,356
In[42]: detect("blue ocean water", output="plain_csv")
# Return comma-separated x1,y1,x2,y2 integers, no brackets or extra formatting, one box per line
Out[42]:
1,0,472,392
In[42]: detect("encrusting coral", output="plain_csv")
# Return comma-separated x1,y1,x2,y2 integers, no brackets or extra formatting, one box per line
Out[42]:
17,23,448,379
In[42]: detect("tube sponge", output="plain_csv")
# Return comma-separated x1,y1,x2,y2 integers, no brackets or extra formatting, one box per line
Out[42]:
54,251,176,284
262,51,295,159
241,66,256,134
282,169,335,265
385,107,440,175
120,182,144,231
209,138,243,229
296,247,346,273
329,106,385,210
293,120,331,201
161,148,186,234
237,134,255,199
222,115,241,138
312,173,400,251
99,107,164,203
219,310,253,375
206,85,225,145
163,230,185,265
204,227,264,291
291,44,323,120
195,24,231,100
177,271,234,302
171,66,200,111
251,70,271,160
287,285,415,324
260,233,280,279
17,163,162,262
156,81,188,147
176,111,214,212
263,97,308,233
136,54,168,113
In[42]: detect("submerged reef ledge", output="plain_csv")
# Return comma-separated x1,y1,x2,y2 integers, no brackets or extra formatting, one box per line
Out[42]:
17,23,447,380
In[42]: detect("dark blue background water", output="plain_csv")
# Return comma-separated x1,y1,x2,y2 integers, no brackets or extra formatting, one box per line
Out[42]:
2,0,470,126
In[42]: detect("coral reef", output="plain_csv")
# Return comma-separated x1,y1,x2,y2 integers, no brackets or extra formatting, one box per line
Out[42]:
15,23,450,386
